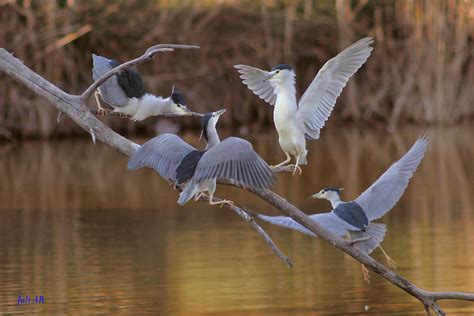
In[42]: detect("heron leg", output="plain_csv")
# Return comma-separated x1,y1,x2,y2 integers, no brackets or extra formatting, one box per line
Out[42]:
208,191,234,208
379,246,397,269
361,264,371,283
271,152,291,168
291,156,302,175
347,232,371,283
194,192,204,201
94,91,108,116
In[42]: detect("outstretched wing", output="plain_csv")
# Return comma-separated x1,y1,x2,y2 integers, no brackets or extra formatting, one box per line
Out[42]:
191,137,275,189
257,212,348,237
127,134,197,182
234,64,277,106
355,137,428,221
296,37,373,140
92,54,129,107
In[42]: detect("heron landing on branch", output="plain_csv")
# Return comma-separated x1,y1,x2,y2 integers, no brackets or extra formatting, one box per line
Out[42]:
235,37,374,175
258,136,428,282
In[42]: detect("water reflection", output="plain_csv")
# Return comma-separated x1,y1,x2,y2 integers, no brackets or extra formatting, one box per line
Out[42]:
0,126,473,314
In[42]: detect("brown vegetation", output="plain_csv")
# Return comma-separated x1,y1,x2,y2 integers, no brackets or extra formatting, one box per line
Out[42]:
0,0,472,138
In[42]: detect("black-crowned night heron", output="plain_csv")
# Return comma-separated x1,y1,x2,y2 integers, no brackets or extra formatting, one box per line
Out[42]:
92,54,191,121
257,136,428,282
127,109,275,207
235,38,373,175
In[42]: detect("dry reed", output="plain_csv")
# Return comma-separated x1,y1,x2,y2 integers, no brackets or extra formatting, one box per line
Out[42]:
0,0,472,138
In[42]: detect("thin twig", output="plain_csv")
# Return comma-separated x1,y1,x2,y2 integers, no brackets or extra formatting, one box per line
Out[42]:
192,192,293,268
81,44,199,100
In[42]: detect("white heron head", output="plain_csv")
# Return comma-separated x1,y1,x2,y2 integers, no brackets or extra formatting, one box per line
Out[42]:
264,64,295,85
311,187,344,202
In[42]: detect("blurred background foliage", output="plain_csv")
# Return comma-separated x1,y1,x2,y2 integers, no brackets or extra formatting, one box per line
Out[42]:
0,0,472,138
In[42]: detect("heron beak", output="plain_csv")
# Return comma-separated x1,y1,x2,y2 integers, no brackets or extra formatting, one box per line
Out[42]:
215,109,226,116
263,72,276,82
180,104,191,114
310,192,322,199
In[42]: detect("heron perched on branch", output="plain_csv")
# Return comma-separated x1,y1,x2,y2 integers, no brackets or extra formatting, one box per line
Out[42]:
235,37,373,174
257,136,428,282
92,54,191,121
128,109,275,207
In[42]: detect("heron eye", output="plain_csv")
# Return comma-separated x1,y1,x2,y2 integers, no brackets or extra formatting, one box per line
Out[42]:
276,70,280,74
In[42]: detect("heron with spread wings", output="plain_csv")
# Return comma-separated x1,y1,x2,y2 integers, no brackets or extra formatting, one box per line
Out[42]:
235,38,374,174
257,136,428,282
128,109,275,207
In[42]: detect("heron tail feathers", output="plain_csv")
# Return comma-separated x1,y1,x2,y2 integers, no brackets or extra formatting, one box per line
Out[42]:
177,183,195,205
349,223,387,255
299,149,308,165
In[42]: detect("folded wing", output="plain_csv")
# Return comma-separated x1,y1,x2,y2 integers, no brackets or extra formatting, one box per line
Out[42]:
191,137,275,189
127,134,197,182
234,64,277,106
296,37,373,140
92,54,129,107
355,136,428,221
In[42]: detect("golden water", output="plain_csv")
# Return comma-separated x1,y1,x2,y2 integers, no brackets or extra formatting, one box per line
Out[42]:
0,126,473,314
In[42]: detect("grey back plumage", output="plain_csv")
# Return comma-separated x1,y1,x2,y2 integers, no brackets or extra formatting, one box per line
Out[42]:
234,65,278,106
296,37,374,140
191,137,275,190
175,150,206,184
355,136,428,221
127,134,197,182
333,202,369,230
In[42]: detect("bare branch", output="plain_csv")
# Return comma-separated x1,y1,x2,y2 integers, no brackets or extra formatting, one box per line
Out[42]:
81,44,200,100
1,46,473,315
194,192,293,268
88,108,204,118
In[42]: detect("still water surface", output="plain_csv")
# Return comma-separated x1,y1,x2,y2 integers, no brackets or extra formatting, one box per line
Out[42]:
0,126,473,315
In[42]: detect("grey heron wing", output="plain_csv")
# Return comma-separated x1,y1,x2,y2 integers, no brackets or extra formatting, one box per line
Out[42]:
296,37,373,140
127,134,197,182
192,137,275,189
92,54,128,107
257,212,348,237
234,64,277,106
355,137,428,221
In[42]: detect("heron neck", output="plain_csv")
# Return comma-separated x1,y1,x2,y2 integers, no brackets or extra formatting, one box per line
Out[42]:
274,75,297,113
205,125,220,150
327,195,342,209
138,94,169,116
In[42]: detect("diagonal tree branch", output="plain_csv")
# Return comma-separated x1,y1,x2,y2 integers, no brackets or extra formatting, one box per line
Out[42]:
89,108,204,118
1,46,473,316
